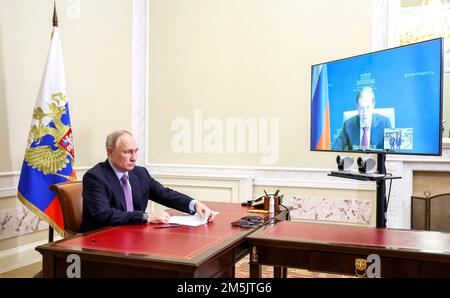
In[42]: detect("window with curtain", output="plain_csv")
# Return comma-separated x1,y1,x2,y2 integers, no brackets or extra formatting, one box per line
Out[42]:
399,0,450,71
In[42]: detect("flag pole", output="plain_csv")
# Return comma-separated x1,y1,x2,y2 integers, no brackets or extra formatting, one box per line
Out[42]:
53,1,58,28
48,1,58,243
19,0,75,242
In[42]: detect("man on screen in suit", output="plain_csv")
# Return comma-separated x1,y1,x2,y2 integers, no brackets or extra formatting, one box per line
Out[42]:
80,130,217,232
333,86,391,151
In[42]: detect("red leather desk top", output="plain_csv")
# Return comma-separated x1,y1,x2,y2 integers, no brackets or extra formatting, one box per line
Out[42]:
57,202,262,259
259,221,450,254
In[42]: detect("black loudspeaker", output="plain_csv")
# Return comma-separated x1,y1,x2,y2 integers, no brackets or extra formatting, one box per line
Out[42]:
241,216,264,223
357,156,376,174
336,155,354,171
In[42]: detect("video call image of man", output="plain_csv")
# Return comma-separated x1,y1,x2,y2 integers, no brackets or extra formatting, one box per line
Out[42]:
333,86,392,151
80,130,217,232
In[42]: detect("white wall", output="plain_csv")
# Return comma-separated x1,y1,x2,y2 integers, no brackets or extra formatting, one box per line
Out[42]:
148,0,374,168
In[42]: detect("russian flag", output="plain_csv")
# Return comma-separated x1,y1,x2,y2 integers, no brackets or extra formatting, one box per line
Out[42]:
311,64,331,150
17,25,76,237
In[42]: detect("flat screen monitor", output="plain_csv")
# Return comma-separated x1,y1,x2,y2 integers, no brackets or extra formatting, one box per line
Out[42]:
310,38,443,156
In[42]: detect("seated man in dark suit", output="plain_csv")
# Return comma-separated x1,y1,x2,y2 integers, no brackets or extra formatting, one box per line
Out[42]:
333,86,391,150
80,130,217,232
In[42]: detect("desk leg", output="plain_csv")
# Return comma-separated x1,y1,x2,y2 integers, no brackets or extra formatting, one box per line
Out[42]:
42,254,55,278
274,266,287,278
250,263,262,278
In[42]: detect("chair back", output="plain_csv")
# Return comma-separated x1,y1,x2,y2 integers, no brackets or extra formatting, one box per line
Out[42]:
50,181,83,237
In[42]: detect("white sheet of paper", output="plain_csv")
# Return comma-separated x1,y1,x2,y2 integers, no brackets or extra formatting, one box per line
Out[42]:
168,210,218,227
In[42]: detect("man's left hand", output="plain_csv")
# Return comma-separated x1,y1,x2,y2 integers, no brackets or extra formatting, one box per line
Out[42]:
195,201,217,222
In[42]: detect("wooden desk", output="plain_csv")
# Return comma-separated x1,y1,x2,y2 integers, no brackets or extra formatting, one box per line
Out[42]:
247,221,450,277
36,202,274,278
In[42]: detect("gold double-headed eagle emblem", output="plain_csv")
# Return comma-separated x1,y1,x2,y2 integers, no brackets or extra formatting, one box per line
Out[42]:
25,93,75,180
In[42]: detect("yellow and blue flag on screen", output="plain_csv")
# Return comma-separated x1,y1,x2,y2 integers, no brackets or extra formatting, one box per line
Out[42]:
17,27,76,237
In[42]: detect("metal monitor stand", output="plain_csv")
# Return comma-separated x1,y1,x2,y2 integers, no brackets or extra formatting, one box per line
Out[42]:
376,153,387,228
329,153,401,228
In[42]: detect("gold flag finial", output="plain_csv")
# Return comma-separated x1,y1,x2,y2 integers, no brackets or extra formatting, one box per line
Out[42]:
53,1,58,28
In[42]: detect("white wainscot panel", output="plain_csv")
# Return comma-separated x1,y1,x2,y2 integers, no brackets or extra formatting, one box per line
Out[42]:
283,195,372,226
0,202,48,241
146,172,254,212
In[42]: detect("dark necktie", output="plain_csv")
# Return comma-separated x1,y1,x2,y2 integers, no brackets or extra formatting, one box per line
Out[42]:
121,174,134,211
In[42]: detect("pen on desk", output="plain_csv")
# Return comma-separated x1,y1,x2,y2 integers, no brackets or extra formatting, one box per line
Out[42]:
153,224,184,229
248,209,269,214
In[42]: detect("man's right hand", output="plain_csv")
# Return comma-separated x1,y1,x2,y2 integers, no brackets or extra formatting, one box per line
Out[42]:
147,210,171,223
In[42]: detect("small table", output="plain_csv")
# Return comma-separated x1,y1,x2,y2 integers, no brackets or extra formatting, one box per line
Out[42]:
247,221,450,277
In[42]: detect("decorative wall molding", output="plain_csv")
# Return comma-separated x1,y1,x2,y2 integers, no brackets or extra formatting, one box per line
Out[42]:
284,195,372,226
0,239,46,274
133,0,148,164
1,163,374,241
0,167,89,200
386,0,401,48
0,203,48,241
148,163,375,191
152,172,254,204
148,168,375,226
0,167,89,241
3,144,450,236
372,0,389,51
0,171,20,199
0,187,17,199
0,233,62,274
